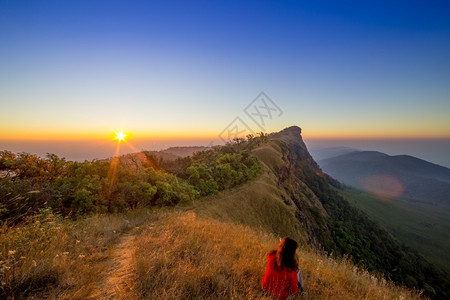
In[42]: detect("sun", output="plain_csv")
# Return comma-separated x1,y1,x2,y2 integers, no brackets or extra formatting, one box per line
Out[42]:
115,130,126,142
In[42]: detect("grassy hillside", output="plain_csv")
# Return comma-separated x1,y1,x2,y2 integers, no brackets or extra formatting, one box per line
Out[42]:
134,211,423,300
193,139,310,246
194,137,334,250
193,174,308,246
341,187,450,274
0,207,424,299
194,127,448,298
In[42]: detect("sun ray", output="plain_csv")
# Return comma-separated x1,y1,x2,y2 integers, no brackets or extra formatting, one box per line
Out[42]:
106,129,128,211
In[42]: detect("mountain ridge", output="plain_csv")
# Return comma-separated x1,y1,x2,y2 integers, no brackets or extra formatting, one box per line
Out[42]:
195,126,448,298
319,150,450,205
321,150,450,182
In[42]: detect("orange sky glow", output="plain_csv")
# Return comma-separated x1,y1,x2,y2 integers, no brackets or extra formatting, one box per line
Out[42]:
2,126,450,142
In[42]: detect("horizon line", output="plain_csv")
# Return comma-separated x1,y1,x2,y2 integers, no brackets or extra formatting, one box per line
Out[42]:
2,134,450,142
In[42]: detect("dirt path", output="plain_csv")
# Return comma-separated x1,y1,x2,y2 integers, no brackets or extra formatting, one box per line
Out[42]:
88,229,139,299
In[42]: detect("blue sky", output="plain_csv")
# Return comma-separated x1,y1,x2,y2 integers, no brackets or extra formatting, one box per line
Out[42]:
0,0,449,162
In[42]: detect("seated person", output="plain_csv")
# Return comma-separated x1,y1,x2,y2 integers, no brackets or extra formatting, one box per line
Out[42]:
262,237,303,299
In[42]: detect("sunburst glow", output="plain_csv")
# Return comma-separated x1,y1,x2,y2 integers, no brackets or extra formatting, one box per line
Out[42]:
115,131,126,142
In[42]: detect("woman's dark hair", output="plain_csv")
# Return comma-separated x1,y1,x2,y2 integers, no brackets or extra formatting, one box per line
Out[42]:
268,237,298,271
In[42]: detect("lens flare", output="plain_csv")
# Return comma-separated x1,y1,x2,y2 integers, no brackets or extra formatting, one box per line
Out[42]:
358,174,404,200
115,131,126,142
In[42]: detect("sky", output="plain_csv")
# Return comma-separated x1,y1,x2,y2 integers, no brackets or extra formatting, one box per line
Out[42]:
0,0,449,165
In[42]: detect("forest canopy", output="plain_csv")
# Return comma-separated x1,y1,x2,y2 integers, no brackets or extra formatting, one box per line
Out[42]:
0,135,265,224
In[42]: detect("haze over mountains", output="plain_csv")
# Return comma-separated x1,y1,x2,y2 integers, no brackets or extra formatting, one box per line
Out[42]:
308,146,359,162
306,139,450,169
319,151,450,205
317,150,450,275
2,138,450,168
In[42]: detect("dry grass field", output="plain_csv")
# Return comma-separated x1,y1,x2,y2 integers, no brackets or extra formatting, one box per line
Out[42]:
1,208,425,299
133,211,424,300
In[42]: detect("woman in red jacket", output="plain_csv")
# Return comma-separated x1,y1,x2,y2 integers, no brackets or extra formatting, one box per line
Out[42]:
262,237,302,300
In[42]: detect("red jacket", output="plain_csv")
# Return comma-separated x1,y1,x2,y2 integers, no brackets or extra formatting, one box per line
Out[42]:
262,254,298,300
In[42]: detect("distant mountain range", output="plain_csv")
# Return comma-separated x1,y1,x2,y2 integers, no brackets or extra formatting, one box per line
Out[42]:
319,151,450,205
103,146,211,169
308,146,360,161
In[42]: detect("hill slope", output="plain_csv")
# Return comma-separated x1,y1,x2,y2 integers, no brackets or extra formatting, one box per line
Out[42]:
196,126,448,298
341,187,450,274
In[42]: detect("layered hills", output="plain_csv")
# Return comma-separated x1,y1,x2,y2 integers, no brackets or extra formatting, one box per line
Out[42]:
319,151,450,205
317,150,450,274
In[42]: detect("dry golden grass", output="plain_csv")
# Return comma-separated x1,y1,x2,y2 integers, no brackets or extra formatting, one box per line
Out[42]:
133,211,424,300
0,208,155,299
0,208,425,299
134,211,273,299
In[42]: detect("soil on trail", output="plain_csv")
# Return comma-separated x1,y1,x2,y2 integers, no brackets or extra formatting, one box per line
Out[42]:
88,229,138,299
